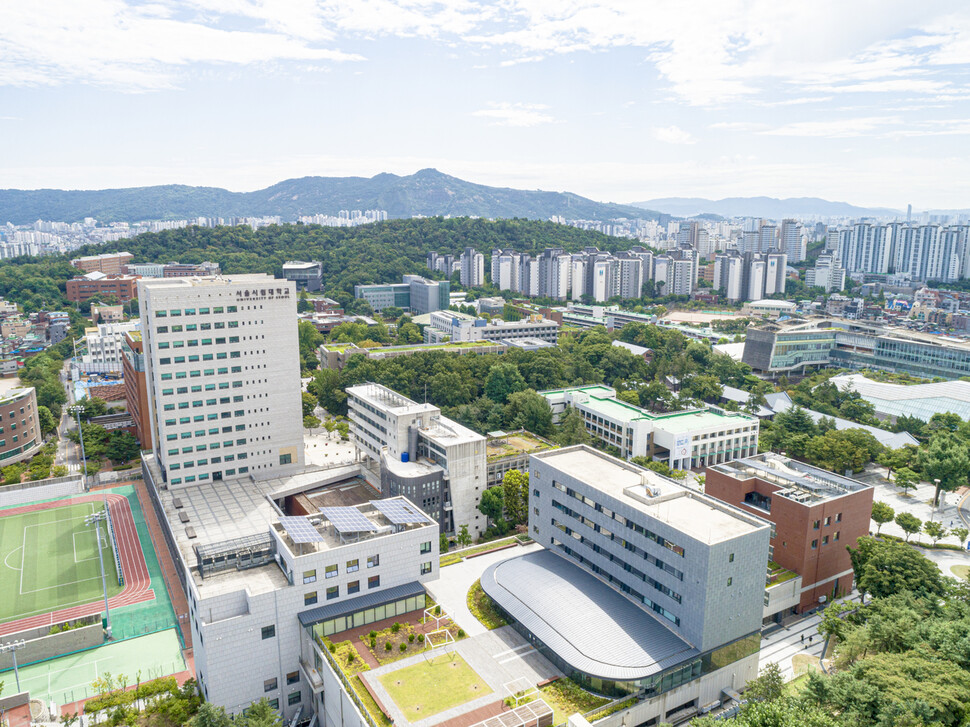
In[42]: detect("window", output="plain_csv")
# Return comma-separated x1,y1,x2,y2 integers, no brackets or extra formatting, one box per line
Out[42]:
326,586,338,600
286,671,299,685
367,575,380,589
822,535,829,545
811,539,818,550
420,541,431,554
304,591,317,606
421,561,432,575
834,531,840,541
346,559,359,573
824,516,831,526
325,564,338,578
287,691,301,706
264,678,277,692
367,554,379,568
303,569,316,584
268,699,279,710
280,453,292,465
728,553,735,563
813,520,820,530
261,625,275,640
836,512,842,523
347,580,360,595
727,577,733,587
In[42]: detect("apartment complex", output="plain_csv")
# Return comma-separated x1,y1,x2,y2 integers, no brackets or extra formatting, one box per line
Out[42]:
66,272,139,303
353,275,449,314
706,454,873,615
347,383,487,538
71,251,134,274
80,321,140,373
139,274,305,488
742,318,970,379
805,253,846,293
712,251,787,303
482,446,769,719
541,385,760,470
460,246,484,287
282,261,324,292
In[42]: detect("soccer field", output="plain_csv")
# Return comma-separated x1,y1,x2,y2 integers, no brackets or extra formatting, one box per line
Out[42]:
0,501,124,623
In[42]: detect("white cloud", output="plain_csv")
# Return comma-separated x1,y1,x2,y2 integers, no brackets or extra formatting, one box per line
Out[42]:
472,102,557,127
710,121,769,132
652,125,695,144
0,0,362,90
762,116,901,138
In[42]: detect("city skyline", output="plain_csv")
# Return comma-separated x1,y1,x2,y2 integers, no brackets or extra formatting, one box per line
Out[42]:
3,2,970,208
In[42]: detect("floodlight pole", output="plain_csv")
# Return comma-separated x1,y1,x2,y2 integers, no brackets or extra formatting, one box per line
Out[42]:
0,640,26,692
86,511,112,639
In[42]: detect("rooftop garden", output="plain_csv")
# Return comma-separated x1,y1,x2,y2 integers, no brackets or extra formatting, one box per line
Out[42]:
767,561,799,585
485,432,558,462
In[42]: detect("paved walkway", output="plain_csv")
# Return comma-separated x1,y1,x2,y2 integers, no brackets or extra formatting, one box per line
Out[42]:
425,542,542,638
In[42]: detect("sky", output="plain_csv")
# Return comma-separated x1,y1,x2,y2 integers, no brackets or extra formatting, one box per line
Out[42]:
3,1,970,210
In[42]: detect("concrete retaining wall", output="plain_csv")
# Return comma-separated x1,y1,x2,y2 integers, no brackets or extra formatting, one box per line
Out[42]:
0,475,83,507
0,621,103,671
97,469,143,485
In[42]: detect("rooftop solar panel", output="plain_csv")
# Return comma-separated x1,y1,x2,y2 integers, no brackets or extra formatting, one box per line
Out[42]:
372,499,432,525
278,515,325,543
319,506,378,533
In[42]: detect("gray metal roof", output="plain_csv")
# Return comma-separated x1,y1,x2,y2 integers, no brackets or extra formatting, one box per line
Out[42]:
481,550,698,681
298,580,425,627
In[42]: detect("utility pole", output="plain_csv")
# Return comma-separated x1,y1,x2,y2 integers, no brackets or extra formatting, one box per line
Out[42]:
85,511,112,639
0,640,27,692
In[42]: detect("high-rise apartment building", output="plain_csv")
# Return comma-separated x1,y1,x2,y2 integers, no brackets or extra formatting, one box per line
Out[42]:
805,254,846,293
781,220,805,263
139,275,305,488
460,246,485,287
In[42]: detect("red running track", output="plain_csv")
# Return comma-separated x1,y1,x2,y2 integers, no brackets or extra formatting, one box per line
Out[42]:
0,492,155,637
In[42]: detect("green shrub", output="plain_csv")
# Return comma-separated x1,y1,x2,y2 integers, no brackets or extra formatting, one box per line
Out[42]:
434,605,441,616
457,629,465,638
408,633,415,643
399,643,407,652
370,638,376,649
391,622,401,633
328,643,336,653
385,642,392,652
417,634,425,643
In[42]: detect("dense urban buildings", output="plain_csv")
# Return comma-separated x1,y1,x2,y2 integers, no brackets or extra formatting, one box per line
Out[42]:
347,382,487,539
139,274,305,487
541,385,760,470
706,453,873,617
483,446,769,717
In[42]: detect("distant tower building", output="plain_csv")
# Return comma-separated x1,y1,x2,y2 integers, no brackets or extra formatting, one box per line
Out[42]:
781,220,806,263
460,247,485,287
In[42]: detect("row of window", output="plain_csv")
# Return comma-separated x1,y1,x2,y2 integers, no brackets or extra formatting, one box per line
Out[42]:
158,355,239,367
169,467,247,485
552,480,686,558
811,532,841,549
812,514,843,529
158,340,244,351
157,322,236,333
551,499,685,580
160,369,243,382
155,306,237,317
303,555,380,583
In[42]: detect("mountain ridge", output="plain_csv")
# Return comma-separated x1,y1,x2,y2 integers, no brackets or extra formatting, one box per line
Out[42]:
632,195,905,219
0,169,656,225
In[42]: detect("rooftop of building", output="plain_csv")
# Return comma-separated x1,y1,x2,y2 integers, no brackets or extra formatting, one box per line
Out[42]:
483,316,558,328
485,430,558,462
502,338,556,348
540,385,757,431
481,549,698,681
348,382,438,415
709,453,871,505
745,299,797,309
0,377,31,400
829,372,970,421
138,273,278,290
73,251,132,262
533,446,768,545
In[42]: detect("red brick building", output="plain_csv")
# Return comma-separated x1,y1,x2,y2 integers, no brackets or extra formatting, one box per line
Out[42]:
122,330,151,446
706,453,873,614
66,274,139,303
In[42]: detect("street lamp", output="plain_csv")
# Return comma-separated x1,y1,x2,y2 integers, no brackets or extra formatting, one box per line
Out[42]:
68,404,89,490
935,479,942,515
85,511,112,639
0,640,27,692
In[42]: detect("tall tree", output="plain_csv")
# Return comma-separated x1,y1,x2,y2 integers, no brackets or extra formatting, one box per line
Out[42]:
894,512,922,542
918,431,970,506
870,502,894,535
849,537,945,600
484,363,527,404
502,469,529,525
555,406,591,446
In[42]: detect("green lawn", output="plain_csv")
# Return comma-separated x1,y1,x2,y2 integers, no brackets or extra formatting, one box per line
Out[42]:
538,679,609,725
378,654,492,719
0,501,123,622
951,564,970,580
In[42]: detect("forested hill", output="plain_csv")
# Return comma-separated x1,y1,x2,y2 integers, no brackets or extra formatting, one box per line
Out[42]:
0,218,635,311
0,169,654,225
